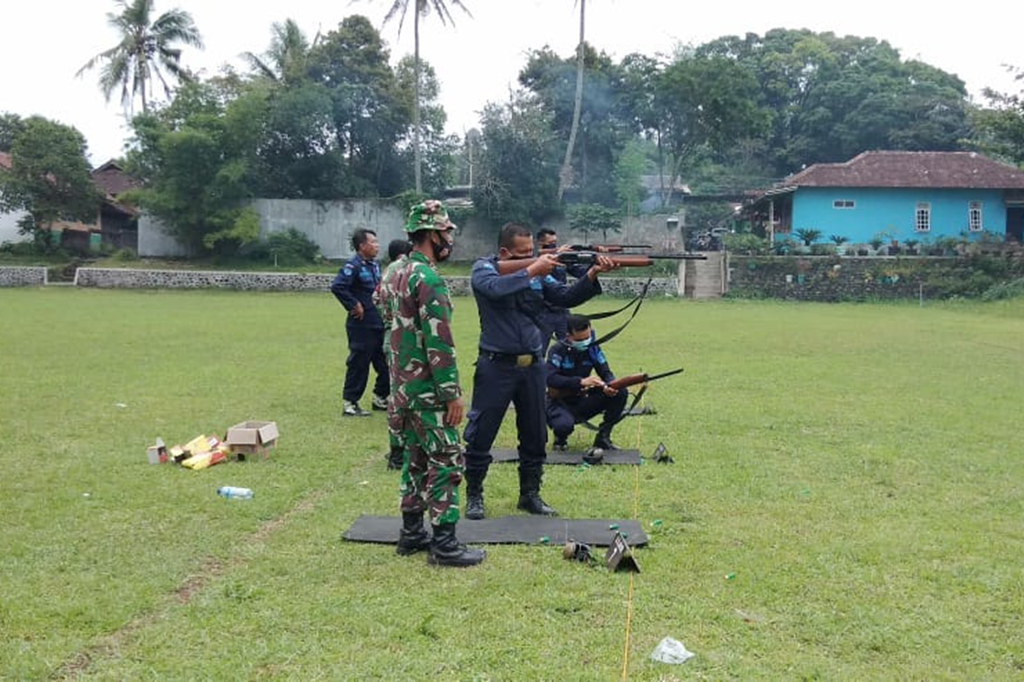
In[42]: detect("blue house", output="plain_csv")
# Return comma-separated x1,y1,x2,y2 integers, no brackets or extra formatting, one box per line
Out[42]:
747,151,1024,246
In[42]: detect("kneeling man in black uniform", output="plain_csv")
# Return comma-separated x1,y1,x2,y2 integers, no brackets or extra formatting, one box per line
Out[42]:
545,314,628,452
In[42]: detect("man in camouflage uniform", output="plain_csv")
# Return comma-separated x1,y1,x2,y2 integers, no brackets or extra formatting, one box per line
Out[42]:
374,238,413,470
385,200,485,567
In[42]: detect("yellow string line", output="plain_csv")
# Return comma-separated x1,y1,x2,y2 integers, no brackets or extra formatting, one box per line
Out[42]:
620,389,647,680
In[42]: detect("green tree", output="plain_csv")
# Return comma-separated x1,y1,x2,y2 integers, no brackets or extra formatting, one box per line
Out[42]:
612,139,646,217
309,15,410,197
654,54,767,207
76,0,204,114
520,44,627,205
125,81,257,255
0,113,26,152
253,82,345,199
395,55,459,194
0,117,101,250
697,29,969,175
370,0,471,194
472,93,561,226
567,202,621,243
970,66,1024,166
241,18,318,85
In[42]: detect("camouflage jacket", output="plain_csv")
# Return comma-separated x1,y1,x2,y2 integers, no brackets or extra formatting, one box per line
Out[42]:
386,251,461,410
374,255,408,334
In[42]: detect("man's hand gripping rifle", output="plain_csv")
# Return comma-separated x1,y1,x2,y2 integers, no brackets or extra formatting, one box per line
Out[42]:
548,367,684,401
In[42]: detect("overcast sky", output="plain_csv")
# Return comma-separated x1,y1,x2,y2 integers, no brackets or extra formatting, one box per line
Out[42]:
2,0,1020,166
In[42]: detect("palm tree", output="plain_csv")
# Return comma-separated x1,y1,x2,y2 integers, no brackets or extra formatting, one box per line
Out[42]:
557,0,586,202
242,18,318,84
76,0,203,114
376,0,471,194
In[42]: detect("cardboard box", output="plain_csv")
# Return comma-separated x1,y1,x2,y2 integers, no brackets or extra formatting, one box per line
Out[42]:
146,437,168,464
225,421,279,460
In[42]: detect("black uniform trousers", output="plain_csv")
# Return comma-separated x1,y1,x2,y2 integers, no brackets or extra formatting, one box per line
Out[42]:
343,326,389,403
463,353,547,472
547,390,629,442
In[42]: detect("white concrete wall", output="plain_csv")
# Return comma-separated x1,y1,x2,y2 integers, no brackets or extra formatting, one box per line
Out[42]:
252,198,407,260
137,213,187,257
0,208,29,245
137,199,690,259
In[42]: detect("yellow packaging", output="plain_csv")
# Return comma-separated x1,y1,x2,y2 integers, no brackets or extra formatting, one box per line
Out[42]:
182,434,212,455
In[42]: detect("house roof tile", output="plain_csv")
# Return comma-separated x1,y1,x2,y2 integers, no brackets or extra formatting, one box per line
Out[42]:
91,159,141,196
784,151,1024,189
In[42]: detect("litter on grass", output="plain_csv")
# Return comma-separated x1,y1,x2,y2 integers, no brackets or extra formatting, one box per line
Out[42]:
650,637,695,664
147,421,278,469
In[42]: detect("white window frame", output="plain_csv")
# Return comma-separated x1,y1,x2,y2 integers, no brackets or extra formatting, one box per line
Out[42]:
968,201,983,232
915,202,931,233
832,199,855,209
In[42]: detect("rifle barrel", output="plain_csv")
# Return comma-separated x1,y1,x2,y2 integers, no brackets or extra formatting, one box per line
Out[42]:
643,367,685,382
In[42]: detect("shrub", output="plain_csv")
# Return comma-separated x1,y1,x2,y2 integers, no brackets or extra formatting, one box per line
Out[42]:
723,233,769,255
982,277,1024,301
251,228,321,266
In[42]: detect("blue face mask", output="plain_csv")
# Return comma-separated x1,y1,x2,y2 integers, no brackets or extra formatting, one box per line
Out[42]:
569,338,592,351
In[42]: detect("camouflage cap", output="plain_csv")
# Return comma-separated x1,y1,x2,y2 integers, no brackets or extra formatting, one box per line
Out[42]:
404,199,457,233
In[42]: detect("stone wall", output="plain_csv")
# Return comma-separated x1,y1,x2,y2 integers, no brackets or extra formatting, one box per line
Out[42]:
727,255,1024,301
0,266,47,286
72,267,675,298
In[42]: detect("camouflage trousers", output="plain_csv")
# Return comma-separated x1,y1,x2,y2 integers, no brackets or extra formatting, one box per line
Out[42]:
395,408,463,525
387,396,404,452
384,348,404,454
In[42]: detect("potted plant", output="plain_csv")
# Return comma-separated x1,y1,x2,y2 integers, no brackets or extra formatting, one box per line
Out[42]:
829,234,849,255
904,238,919,255
869,234,886,255
795,228,823,247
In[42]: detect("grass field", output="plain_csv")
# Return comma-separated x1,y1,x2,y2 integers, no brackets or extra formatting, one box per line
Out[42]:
2,288,1023,680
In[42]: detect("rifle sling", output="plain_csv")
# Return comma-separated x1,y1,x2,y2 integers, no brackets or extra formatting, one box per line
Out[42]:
609,383,648,429
592,277,652,346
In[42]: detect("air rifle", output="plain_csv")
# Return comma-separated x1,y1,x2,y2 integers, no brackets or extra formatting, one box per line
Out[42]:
547,367,684,400
495,250,706,275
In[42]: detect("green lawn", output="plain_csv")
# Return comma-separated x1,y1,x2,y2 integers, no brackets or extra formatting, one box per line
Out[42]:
2,288,1023,680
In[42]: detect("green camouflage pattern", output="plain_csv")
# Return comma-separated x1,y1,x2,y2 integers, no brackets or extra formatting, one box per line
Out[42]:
385,251,461,410
376,255,409,454
376,254,407,450
374,254,408,339
397,408,463,524
404,199,456,233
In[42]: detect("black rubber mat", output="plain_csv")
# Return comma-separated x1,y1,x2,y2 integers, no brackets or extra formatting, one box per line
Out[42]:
491,449,642,465
342,514,648,546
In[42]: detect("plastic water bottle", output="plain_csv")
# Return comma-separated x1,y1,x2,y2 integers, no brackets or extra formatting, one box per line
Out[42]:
217,486,253,499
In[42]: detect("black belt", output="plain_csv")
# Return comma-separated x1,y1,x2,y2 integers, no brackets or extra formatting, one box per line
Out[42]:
481,351,539,367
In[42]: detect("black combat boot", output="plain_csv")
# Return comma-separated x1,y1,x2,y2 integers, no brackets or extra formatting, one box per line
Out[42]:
516,467,558,516
386,446,404,470
427,523,485,567
593,424,620,451
395,511,432,556
464,468,486,520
